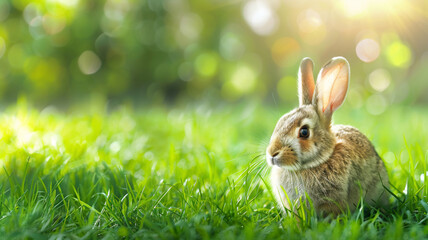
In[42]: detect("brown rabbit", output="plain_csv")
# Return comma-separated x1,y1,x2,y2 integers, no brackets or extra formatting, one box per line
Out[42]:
266,57,389,216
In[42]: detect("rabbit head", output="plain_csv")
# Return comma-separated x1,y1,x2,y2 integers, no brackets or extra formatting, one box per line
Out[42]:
266,57,350,170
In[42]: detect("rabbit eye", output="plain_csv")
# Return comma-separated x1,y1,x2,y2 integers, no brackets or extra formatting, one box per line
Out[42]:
299,126,309,138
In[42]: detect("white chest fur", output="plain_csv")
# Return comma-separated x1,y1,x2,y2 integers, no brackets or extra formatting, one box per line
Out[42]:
271,166,308,210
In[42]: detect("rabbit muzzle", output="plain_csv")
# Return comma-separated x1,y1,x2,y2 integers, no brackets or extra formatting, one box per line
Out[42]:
266,143,298,168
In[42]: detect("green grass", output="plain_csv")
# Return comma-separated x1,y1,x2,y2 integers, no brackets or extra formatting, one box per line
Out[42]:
0,99,427,239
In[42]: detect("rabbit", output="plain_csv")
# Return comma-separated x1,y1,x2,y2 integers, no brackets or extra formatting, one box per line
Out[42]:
266,57,389,216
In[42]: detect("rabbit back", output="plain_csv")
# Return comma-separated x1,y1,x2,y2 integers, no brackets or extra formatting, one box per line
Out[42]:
332,125,389,208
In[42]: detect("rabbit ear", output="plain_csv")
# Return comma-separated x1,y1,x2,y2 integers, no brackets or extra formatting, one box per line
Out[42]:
298,57,315,106
313,57,350,125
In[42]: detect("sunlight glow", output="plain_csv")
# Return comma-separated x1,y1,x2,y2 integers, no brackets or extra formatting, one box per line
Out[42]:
342,0,407,18
12,117,42,153
342,0,366,18
50,0,80,8
297,9,326,45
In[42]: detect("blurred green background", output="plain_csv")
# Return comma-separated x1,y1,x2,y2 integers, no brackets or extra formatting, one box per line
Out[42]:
0,0,427,110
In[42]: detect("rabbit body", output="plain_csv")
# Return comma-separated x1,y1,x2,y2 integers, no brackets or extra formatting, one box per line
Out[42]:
267,57,389,215
271,122,389,214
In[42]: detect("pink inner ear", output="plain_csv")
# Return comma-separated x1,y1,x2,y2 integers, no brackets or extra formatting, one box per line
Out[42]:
329,79,348,112
320,62,349,113
307,79,315,101
298,58,315,105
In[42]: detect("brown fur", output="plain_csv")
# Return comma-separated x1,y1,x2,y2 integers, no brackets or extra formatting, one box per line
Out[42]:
299,139,311,152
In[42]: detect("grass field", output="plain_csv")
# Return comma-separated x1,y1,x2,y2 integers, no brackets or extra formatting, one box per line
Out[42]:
0,99,427,239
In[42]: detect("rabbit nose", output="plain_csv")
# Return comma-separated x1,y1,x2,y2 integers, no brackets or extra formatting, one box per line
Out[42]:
270,151,281,166
271,151,280,157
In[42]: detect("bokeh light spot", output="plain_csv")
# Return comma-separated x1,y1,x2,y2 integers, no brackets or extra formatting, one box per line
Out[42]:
42,15,66,35
104,0,130,21
356,38,380,62
178,61,193,82
421,173,427,182
386,40,412,68
242,0,278,36
78,51,102,75
382,151,396,164
366,94,387,115
220,29,245,61
23,4,41,25
368,68,391,92
231,64,256,94
179,13,203,41
110,141,121,153
221,64,257,100
195,52,218,78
